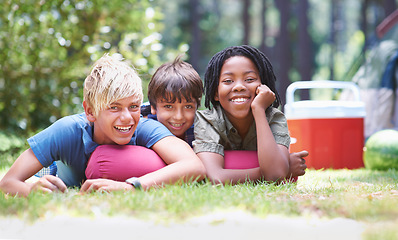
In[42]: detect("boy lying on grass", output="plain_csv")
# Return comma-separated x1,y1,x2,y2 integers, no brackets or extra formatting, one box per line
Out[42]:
0,54,205,197
86,56,307,184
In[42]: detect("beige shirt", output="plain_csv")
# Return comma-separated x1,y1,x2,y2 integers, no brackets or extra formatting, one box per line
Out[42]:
193,105,290,156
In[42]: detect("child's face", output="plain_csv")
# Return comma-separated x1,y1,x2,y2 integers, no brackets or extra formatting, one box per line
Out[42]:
152,98,197,139
89,96,141,145
215,56,261,121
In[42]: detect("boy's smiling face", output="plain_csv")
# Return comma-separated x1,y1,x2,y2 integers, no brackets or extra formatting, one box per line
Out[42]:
152,97,197,139
85,95,141,145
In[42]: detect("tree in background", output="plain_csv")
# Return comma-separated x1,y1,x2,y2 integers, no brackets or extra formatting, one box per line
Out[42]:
1,0,396,133
0,0,166,133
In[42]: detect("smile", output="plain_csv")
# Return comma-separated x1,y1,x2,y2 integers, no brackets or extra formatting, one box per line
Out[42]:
114,125,132,132
230,97,249,103
170,123,184,128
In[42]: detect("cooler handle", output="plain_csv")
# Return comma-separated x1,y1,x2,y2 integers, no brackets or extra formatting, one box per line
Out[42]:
285,80,361,105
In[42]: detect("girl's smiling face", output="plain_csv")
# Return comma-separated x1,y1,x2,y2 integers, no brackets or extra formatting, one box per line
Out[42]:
215,56,261,122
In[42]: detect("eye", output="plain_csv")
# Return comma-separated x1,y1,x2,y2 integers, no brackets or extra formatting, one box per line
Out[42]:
185,105,194,109
222,79,233,84
109,106,118,110
246,77,256,82
130,105,139,110
164,105,172,109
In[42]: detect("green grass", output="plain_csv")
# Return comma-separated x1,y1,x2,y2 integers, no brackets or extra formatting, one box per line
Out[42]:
1,154,398,239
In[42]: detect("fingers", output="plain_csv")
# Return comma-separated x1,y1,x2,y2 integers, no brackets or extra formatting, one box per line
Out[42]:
288,150,308,177
80,180,110,193
298,151,308,169
256,85,275,98
80,179,132,193
33,175,68,193
253,85,275,109
296,150,309,158
80,179,98,193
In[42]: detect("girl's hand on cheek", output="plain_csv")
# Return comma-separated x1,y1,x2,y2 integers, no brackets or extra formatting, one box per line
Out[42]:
251,84,275,111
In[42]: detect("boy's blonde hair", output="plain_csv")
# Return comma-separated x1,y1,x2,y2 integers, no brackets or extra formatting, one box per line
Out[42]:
84,54,143,116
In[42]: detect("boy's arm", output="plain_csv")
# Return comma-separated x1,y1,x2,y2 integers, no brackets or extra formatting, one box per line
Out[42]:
197,152,262,185
138,136,206,189
251,85,289,182
81,136,206,192
0,149,67,197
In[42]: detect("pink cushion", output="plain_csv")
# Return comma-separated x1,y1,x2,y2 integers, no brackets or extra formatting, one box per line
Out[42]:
224,150,297,182
224,150,259,169
86,145,166,181
85,146,297,183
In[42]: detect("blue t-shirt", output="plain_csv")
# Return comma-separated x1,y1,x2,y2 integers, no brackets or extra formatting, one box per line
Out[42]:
28,113,173,186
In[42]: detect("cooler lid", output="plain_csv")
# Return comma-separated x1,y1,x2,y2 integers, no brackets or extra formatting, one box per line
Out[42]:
284,80,366,119
285,100,366,119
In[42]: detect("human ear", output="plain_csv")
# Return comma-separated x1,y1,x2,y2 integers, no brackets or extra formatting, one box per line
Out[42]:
83,101,96,122
214,92,219,101
151,105,157,115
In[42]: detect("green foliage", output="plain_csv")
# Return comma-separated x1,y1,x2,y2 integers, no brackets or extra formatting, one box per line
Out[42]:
0,0,166,133
0,132,25,152
0,131,27,167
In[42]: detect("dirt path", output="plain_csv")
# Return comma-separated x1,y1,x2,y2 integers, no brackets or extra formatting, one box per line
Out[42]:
0,211,364,240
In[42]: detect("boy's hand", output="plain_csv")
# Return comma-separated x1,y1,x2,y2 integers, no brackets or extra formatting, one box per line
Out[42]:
30,175,68,193
80,179,134,193
251,84,276,111
287,150,308,178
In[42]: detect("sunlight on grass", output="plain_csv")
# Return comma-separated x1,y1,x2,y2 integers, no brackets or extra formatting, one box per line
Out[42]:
1,167,398,239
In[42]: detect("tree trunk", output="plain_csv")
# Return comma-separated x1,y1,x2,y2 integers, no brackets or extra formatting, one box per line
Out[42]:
189,0,201,71
242,0,251,45
361,0,369,49
330,0,338,80
274,0,292,107
298,0,312,100
260,0,267,54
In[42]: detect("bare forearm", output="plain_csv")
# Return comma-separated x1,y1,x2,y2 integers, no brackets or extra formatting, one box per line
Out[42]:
139,160,205,190
0,179,31,197
253,108,289,181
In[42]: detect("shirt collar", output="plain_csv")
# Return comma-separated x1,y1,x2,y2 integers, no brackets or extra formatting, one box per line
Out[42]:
82,122,99,156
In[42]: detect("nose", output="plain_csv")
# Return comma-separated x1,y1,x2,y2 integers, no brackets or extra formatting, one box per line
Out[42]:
232,80,246,92
173,108,183,120
120,108,133,122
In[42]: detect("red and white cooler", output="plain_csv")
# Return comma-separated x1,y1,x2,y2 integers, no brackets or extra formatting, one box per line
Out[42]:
284,80,366,169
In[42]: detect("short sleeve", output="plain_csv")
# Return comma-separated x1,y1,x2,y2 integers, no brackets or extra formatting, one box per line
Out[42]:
192,111,225,155
267,108,290,148
134,118,174,148
27,115,84,168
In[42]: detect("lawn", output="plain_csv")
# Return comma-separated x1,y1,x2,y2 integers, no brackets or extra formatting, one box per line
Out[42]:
1,166,398,239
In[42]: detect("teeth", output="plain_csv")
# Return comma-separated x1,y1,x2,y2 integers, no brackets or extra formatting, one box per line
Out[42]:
115,126,131,132
231,98,248,103
171,123,183,127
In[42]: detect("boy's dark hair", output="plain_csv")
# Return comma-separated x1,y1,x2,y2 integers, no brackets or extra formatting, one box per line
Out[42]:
203,45,281,109
148,56,203,108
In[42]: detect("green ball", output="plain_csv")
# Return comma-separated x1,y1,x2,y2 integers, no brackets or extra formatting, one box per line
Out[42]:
364,129,398,170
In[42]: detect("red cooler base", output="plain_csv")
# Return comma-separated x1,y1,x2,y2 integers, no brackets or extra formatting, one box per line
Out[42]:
288,118,364,169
